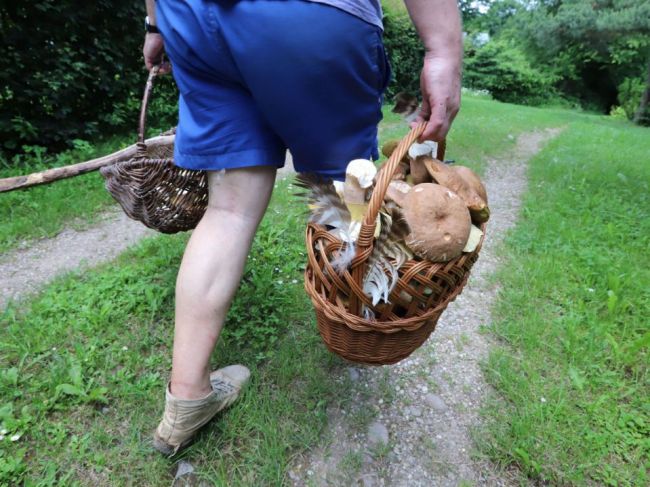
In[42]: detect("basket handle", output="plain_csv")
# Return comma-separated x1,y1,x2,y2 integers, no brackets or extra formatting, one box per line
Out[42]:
136,65,160,155
347,123,447,315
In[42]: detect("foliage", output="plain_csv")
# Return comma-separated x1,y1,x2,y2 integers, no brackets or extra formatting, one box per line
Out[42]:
463,39,557,105
510,0,650,119
382,11,424,100
0,1,178,155
617,76,646,120
482,120,650,485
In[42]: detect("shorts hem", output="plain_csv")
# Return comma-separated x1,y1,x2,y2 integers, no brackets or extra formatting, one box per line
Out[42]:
173,148,286,171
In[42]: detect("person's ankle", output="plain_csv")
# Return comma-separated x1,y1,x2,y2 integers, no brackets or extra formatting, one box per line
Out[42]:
169,380,212,400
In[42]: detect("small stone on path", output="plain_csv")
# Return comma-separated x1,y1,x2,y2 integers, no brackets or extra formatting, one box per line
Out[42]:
367,422,389,447
347,367,361,382
424,393,448,412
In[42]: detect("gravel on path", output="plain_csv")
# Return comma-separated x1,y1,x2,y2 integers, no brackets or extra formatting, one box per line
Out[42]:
0,211,155,309
289,129,562,487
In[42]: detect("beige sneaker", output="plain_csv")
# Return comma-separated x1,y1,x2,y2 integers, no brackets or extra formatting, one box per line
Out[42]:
153,365,250,455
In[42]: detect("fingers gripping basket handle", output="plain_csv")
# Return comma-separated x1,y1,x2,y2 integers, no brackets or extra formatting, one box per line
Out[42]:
347,123,447,315
136,66,160,154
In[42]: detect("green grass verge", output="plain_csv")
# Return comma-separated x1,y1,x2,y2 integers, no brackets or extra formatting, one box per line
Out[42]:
481,119,649,485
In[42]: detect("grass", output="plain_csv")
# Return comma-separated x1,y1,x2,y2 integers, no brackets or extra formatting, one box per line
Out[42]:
480,118,650,485
1,94,645,484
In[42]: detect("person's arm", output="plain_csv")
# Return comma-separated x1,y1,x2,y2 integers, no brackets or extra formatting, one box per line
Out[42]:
403,0,462,142
143,0,171,73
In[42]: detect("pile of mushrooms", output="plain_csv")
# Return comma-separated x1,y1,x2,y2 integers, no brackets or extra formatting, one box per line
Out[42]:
380,139,489,263
326,141,488,266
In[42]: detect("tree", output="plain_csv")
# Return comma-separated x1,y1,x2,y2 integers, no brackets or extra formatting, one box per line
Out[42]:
515,0,650,122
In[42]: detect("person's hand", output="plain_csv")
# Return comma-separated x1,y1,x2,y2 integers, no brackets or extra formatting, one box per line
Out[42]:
143,33,171,74
411,54,461,142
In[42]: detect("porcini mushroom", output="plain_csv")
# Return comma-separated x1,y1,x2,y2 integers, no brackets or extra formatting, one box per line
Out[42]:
381,140,400,159
385,180,412,207
408,143,434,185
420,157,490,224
463,225,484,253
451,165,488,203
401,183,471,262
343,159,378,239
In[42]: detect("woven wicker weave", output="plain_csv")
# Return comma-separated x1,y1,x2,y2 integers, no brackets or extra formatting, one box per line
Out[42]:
304,123,485,365
100,67,208,234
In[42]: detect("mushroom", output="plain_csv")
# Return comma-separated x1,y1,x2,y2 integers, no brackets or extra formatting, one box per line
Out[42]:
401,183,471,262
408,143,434,185
380,140,410,180
385,180,412,207
420,157,490,224
408,142,433,160
392,162,409,181
344,159,376,205
463,225,484,253
381,140,400,159
343,159,379,239
451,165,488,203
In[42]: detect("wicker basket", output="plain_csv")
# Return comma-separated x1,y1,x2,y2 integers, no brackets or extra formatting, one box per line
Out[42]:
100,67,208,234
304,123,485,365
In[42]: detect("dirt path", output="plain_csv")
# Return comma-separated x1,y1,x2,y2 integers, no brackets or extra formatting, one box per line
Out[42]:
289,129,561,487
0,154,296,310
0,211,155,309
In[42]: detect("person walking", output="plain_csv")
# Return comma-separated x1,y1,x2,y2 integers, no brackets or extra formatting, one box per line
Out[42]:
142,0,462,455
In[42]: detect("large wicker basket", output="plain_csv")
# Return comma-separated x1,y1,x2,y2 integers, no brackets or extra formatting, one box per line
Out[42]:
100,67,208,234
304,124,485,365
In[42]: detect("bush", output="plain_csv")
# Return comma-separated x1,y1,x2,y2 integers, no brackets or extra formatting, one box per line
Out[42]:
382,12,424,100
617,76,645,121
0,2,178,155
463,39,557,105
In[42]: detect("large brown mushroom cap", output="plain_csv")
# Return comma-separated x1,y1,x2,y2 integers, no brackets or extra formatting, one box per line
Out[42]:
451,165,488,203
385,180,412,207
381,139,400,159
402,183,471,262
420,157,490,224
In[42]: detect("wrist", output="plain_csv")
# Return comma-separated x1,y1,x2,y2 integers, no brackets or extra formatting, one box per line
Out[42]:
423,52,462,70
145,15,160,34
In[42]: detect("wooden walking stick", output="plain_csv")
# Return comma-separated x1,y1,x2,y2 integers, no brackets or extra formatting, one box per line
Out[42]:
0,133,175,193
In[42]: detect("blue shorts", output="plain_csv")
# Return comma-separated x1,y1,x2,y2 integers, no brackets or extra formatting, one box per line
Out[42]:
156,0,391,180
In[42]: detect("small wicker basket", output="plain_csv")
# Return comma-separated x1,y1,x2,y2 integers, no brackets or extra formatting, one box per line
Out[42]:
100,67,208,234
304,123,485,365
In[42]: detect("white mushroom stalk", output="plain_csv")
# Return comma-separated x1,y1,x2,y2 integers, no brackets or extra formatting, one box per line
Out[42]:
343,159,378,240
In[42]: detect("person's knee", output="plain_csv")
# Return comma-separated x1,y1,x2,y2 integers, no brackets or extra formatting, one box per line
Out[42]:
205,166,276,222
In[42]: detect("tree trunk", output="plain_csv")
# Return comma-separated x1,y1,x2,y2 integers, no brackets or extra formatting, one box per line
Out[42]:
633,58,650,125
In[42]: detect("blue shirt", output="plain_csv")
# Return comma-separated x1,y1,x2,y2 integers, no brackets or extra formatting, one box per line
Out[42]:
307,0,383,29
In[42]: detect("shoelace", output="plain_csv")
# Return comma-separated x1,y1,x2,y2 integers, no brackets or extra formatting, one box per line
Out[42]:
211,377,237,397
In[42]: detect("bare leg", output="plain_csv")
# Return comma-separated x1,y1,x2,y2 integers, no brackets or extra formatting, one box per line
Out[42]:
170,166,276,399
